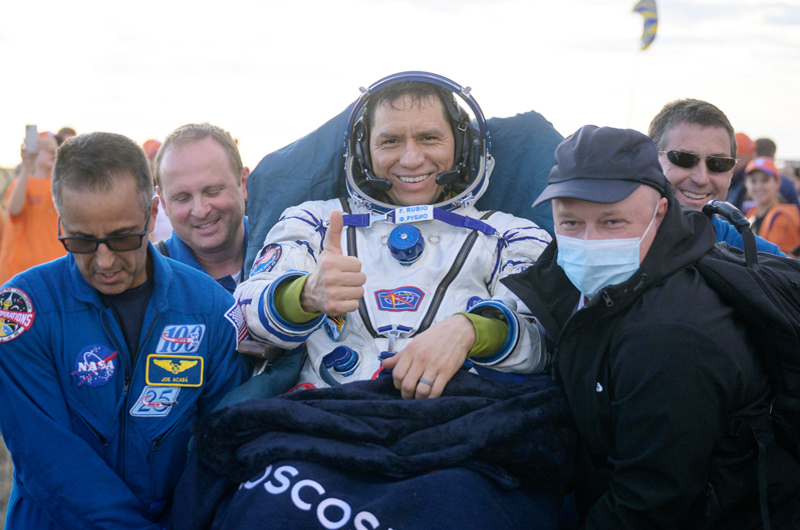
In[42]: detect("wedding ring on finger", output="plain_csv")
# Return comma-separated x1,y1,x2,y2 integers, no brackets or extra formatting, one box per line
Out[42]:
418,377,434,386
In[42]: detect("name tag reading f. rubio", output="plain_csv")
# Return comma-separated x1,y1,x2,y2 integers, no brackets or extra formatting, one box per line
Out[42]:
395,205,434,224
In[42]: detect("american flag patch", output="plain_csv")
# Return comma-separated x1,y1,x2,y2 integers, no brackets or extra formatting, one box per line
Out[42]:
224,303,249,345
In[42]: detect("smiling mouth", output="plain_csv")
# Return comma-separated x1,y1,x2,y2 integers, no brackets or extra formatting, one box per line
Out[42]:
680,190,710,200
397,173,431,184
196,219,218,229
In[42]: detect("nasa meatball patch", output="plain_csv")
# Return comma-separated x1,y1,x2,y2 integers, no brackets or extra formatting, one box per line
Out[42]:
72,345,118,387
0,287,36,343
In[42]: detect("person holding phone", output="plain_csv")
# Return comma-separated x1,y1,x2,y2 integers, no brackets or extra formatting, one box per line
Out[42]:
0,129,66,284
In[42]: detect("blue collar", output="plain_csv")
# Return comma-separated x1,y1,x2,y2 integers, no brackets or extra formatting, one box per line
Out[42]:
163,216,249,293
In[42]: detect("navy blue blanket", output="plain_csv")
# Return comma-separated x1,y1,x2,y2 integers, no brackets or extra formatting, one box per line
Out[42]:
172,372,575,529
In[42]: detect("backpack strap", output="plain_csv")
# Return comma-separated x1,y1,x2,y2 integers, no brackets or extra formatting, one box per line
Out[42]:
156,240,170,258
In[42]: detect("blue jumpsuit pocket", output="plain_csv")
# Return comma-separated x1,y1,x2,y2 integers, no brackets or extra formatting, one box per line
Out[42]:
70,410,114,459
147,421,191,515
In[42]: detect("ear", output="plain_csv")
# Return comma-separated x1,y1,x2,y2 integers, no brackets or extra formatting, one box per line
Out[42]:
241,166,250,203
155,185,170,220
655,196,669,228
149,195,159,234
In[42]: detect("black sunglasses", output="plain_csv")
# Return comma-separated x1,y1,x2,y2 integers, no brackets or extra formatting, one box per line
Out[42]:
659,150,737,173
58,212,151,254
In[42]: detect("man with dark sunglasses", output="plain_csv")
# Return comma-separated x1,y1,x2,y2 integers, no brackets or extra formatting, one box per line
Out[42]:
0,132,250,529
648,98,784,255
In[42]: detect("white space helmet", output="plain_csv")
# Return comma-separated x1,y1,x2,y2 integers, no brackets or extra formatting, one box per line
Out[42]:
344,71,492,214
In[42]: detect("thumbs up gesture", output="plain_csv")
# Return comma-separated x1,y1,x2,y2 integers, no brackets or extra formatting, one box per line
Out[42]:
300,210,366,315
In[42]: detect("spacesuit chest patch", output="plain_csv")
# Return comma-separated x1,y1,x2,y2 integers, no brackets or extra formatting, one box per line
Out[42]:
146,354,204,387
375,287,425,312
0,287,36,343
251,244,282,276
130,386,181,417
156,324,206,354
324,313,347,341
72,345,118,387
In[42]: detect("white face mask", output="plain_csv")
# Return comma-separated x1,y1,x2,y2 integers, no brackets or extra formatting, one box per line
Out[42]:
556,202,660,298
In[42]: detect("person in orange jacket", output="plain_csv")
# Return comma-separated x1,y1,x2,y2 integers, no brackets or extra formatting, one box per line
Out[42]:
745,156,800,256
0,132,66,284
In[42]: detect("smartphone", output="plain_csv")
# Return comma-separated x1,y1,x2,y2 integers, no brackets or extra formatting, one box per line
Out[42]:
25,125,38,153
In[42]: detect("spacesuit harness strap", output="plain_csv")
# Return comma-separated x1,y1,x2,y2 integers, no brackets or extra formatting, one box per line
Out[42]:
342,206,499,237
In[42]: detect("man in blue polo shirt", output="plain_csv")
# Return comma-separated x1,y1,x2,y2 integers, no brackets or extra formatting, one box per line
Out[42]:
155,123,250,293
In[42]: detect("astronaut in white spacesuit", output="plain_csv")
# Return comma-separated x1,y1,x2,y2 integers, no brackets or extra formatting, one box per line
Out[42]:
235,72,552,399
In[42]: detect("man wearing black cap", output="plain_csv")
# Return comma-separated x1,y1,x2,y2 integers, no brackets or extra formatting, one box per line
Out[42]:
503,125,800,528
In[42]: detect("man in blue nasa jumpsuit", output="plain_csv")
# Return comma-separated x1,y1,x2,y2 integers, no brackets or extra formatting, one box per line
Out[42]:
0,132,250,529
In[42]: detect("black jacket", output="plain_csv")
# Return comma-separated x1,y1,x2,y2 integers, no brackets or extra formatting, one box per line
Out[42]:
504,185,800,529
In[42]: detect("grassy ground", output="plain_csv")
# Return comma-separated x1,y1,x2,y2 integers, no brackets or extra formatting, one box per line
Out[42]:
1,435,11,529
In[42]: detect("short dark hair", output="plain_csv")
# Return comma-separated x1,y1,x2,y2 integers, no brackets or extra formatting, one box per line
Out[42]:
155,123,243,188
648,99,737,159
754,138,777,158
52,132,153,216
365,81,456,129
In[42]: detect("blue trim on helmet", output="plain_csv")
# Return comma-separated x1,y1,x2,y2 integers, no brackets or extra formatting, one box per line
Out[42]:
344,71,489,142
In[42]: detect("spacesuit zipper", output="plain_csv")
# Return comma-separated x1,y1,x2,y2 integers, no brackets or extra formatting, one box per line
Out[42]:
417,229,482,334
417,211,496,334
338,198,381,338
345,220,381,338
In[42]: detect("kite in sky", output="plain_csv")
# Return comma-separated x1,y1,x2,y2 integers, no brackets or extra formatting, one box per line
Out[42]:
633,0,658,50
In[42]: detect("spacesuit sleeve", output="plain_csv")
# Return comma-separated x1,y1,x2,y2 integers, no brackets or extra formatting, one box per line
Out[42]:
234,202,331,349
0,280,162,530
469,215,553,373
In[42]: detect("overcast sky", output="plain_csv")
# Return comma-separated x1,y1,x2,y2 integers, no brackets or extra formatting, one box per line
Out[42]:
2,0,799,170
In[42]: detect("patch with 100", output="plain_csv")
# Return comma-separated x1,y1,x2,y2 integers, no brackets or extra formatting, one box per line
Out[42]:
156,324,206,354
